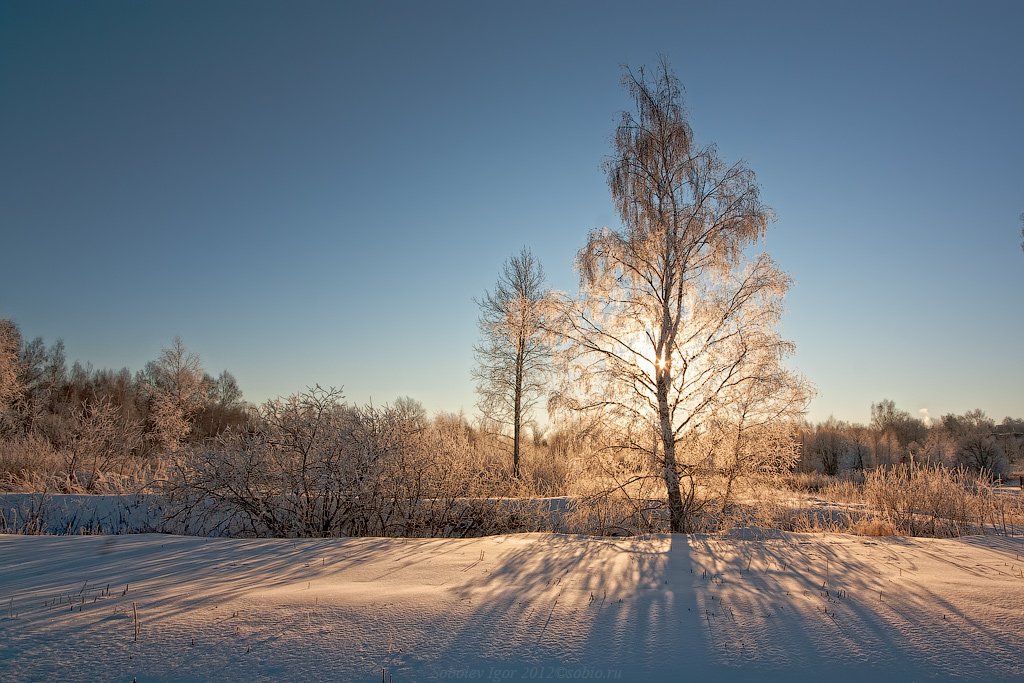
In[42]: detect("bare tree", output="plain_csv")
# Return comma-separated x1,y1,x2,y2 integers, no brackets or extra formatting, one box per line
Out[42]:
551,60,809,532
870,398,926,463
808,418,851,476
473,249,551,479
63,397,143,491
711,357,810,510
193,370,250,439
0,319,23,419
144,337,208,452
942,409,1009,477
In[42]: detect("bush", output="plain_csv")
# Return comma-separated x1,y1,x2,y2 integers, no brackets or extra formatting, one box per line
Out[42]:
848,518,897,536
170,387,560,538
782,471,837,493
0,434,62,489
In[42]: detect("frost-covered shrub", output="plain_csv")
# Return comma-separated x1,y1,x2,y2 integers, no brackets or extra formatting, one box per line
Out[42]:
174,387,396,536
563,490,666,536
518,446,573,496
782,471,836,493
170,387,551,538
863,464,1013,537
0,434,62,488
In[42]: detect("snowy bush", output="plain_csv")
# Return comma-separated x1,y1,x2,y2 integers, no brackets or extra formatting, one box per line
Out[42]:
169,387,562,538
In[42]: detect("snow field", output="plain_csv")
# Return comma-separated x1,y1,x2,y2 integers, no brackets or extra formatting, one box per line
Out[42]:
1,531,1022,681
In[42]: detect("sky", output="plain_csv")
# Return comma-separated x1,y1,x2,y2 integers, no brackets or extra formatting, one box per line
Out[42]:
1,0,1022,425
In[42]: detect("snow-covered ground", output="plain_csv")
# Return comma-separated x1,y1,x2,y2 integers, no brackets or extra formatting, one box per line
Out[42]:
1,531,1022,682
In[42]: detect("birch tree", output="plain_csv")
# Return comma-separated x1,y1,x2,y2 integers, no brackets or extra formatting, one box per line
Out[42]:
0,319,23,419
473,249,551,478
552,60,809,532
144,337,208,452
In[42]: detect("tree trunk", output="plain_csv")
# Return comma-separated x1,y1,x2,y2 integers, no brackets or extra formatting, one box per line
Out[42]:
512,346,524,479
657,372,686,532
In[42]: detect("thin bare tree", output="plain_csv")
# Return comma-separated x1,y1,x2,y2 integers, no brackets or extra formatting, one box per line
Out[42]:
473,249,551,479
551,59,809,532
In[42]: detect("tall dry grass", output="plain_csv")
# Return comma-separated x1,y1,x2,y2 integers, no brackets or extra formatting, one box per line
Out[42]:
862,464,1021,537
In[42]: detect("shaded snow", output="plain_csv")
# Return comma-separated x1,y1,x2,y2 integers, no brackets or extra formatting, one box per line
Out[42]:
0,494,172,536
0,494,580,537
1,531,1022,681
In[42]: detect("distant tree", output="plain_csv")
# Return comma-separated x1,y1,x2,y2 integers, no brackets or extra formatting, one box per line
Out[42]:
918,427,957,467
940,408,992,438
0,319,24,420
869,398,926,462
870,399,905,434
941,409,1009,476
143,337,208,452
1,322,250,491
12,334,66,434
208,370,243,407
956,433,1007,476
995,416,1023,463
998,416,1024,435
193,370,249,439
473,249,551,479
392,396,428,433
550,60,808,532
809,418,850,476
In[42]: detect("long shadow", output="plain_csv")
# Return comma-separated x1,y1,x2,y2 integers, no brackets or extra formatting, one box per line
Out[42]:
412,532,701,681
2,531,1022,682
681,531,1024,681
394,531,1024,682
0,533,474,682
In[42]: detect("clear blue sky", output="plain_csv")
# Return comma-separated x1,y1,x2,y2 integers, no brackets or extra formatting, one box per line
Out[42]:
2,0,1022,425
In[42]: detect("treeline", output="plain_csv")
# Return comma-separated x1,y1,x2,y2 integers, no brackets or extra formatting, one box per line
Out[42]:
3,316,1023,538
0,320,248,491
0,318,576,501
802,399,1023,478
